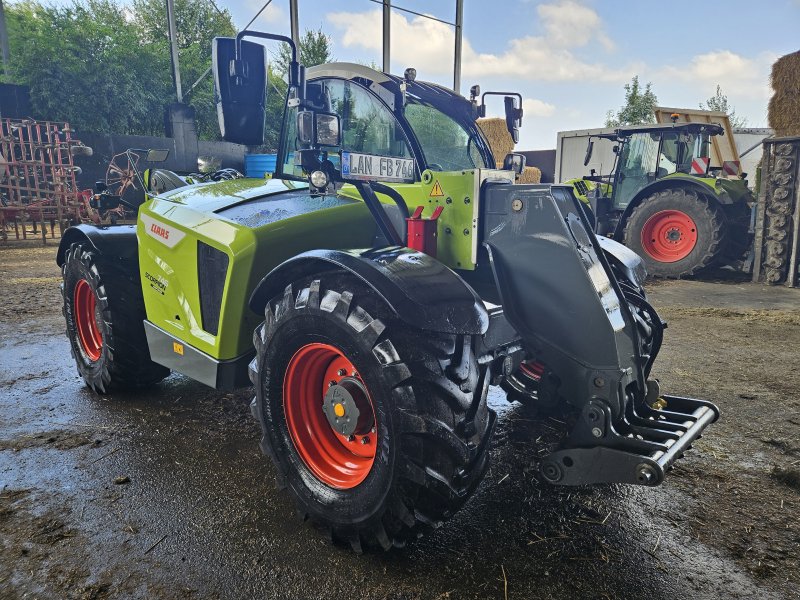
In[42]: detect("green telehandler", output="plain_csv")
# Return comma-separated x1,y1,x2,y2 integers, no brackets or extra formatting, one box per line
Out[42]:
570,121,754,277
56,30,719,552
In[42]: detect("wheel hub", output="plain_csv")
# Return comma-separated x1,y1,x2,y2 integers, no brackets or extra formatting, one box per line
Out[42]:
322,377,374,437
640,209,698,263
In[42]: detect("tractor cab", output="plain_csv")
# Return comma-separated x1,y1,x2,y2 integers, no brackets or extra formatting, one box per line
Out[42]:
585,122,722,211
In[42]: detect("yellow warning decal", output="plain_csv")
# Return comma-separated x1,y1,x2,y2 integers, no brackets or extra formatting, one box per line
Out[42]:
173,342,184,356
429,180,444,197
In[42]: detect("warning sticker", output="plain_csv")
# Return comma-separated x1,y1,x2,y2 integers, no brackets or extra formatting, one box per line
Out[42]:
429,180,444,197
173,342,184,356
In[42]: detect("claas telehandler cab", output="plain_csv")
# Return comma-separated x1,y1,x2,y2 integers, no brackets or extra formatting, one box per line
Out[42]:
56,30,718,552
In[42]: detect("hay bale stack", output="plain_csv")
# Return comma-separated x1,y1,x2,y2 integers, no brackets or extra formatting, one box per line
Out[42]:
768,50,800,137
476,118,515,166
518,166,542,184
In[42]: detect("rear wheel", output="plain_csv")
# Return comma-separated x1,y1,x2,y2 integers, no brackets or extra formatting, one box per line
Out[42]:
62,242,169,393
623,188,725,278
249,274,494,551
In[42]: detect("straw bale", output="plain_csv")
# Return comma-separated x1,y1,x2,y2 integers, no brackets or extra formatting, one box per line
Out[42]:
477,118,515,166
768,50,800,137
517,166,541,184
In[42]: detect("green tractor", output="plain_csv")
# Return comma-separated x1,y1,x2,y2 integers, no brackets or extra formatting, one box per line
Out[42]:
56,30,718,551
570,122,754,277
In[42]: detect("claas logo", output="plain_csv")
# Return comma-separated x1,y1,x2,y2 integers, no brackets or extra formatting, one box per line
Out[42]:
150,223,170,240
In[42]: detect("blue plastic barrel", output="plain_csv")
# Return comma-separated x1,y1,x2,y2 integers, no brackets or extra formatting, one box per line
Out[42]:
244,153,277,178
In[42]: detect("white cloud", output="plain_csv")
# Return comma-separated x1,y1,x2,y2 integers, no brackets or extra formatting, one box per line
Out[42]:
327,3,635,84
523,98,557,117
537,0,614,51
656,50,776,100
242,0,285,27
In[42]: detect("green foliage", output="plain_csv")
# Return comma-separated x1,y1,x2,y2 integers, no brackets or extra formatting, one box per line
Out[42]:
4,0,234,139
275,28,334,76
699,85,748,128
605,76,658,127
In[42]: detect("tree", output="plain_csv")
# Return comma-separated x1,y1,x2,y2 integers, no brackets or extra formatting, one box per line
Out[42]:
605,76,658,127
699,85,747,128
275,28,333,76
4,0,235,139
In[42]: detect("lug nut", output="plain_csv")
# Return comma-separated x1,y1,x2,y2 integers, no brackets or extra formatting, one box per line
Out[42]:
361,436,370,445
337,369,347,377
347,435,355,442
328,380,336,388
593,377,605,388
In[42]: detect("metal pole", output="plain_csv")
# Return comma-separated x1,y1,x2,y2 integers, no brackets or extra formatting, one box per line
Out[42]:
290,0,300,49
453,0,463,93
0,0,10,74
382,0,391,73
165,0,183,103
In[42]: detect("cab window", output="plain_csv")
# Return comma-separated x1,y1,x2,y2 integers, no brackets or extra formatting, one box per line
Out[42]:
404,102,487,170
279,78,412,179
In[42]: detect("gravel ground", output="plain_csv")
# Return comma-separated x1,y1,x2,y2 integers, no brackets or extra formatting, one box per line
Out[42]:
0,242,798,599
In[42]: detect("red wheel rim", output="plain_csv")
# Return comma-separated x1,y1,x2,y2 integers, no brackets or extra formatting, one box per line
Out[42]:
640,210,698,263
283,343,377,489
74,279,103,361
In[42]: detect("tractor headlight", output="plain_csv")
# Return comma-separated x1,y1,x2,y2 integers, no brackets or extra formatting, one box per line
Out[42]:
310,170,328,189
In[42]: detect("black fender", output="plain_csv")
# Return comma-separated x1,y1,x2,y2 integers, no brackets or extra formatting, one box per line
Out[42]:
56,224,139,268
612,177,723,240
249,247,489,335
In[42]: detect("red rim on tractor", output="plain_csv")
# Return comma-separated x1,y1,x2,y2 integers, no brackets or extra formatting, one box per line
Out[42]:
640,209,698,263
283,343,377,489
74,279,103,361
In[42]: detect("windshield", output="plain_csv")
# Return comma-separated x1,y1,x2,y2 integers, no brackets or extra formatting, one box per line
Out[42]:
404,102,487,171
659,131,708,175
279,78,413,179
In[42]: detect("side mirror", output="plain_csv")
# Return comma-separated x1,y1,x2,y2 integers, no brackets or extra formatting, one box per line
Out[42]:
146,149,170,163
213,36,267,145
584,139,594,166
297,111,341,147
504,95,523,144
503,152,526,176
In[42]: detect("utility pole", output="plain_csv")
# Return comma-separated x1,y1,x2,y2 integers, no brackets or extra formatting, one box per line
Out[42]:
0,0,10,74
165,0,183,103
453,0,463,93
382,0,391,73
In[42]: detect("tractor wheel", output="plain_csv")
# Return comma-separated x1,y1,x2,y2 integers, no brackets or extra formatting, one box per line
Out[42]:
623,188,725,278
249,274,494,552
61,242,169,393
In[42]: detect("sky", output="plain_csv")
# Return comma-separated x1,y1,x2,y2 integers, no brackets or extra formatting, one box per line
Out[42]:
218,0,799,150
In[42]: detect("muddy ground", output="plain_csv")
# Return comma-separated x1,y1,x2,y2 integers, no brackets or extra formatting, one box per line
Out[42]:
0,242,798,599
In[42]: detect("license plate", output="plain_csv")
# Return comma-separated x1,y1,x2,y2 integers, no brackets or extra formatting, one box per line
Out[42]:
341,152,415,183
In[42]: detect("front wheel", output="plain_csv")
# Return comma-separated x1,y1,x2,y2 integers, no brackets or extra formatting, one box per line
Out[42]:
623,188,726,278
249,274,494,551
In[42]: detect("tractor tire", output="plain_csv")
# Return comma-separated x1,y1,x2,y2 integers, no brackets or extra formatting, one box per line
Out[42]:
623,188,726,278
249,274,494,552
61,242,170,393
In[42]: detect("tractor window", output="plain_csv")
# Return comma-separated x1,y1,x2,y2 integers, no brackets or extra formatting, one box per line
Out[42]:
404,103,487,171
326,79,412,159
620,133,659,176
660,132,703,175
278,78,412,179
